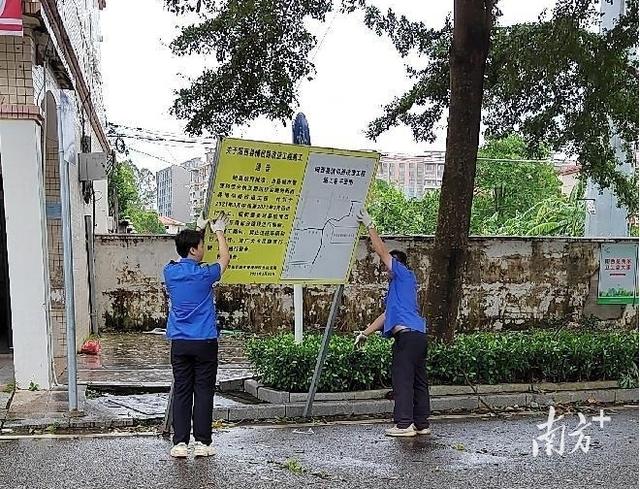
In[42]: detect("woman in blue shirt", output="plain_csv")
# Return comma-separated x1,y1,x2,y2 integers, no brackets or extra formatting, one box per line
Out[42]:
355,208,431,437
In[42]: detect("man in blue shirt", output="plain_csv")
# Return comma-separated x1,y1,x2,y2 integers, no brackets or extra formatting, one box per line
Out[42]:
164,213,230,458
355,208,430,437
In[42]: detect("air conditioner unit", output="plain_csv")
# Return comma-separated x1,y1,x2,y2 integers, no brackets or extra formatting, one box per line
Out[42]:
79,152,107,181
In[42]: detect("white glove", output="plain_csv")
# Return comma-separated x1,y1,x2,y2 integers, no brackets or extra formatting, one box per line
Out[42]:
354,332,368,349
210,212,229,233
196,211,209,231
357,207,373,228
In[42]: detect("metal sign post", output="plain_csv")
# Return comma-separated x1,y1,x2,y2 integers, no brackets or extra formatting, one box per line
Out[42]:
84,215,98,335
160,379,174,437
303,284,344,418
292,112,311,345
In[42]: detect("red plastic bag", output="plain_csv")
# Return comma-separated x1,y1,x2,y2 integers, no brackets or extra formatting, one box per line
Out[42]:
80,339,101,355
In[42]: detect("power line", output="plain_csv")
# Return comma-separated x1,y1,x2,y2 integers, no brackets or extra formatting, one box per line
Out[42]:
310,8,339,65
295,7,340,98
110,123,577,167
126,146,175,166
110,133,218,147
108,122,220,144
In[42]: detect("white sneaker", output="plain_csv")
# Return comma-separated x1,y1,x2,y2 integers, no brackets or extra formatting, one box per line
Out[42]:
413,425,432,435
193,441,216,457
384,425,417,437
170,442,188,458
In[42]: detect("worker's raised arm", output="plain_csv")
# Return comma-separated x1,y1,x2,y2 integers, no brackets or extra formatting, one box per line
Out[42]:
357,208,392,271
211,213,231,274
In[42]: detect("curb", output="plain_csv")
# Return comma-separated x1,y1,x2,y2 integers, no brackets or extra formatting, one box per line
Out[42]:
243,380,624,404
7,387,637,431
219,387,638,422
2,384,637,431
81,376,252,393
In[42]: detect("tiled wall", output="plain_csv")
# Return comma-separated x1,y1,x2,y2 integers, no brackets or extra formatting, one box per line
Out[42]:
44,128,67,377
0,34,40,121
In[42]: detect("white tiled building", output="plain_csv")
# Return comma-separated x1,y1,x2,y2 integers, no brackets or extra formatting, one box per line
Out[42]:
377,152,446,198
187,148,215,222
0,0,110,389
156,147,216,224
156,164,190,224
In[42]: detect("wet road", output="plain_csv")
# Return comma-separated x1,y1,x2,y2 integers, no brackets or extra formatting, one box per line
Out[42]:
1,408,637,489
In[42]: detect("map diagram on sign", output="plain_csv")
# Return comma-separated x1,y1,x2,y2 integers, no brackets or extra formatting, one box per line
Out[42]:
281,152,377,282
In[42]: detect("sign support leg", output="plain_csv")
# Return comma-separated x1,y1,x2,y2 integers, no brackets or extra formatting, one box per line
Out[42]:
161,379,174,437
303,284,344,418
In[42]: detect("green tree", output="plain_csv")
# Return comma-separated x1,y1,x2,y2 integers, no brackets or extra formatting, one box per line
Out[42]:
415,190,440,235
361,1,637,212
128,206,166,234
163,0,333,136
164,0,638,341
494,183,586,237
367,180,439,235
108,159,138,215
133,166,157,210
472,134,562,233
108,160,165,234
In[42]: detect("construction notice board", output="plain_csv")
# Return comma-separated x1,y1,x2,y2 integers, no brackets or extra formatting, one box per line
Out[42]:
202,138,379,284
597,242,639,305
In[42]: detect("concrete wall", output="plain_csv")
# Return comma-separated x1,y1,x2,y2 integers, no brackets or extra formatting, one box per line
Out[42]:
94,235,638,333
0,119,52,389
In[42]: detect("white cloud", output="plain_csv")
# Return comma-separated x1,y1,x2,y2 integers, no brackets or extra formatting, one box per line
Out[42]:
101,0,556,172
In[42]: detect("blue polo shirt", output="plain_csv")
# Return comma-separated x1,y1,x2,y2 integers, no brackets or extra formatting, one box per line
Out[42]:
383,258,427,337
164,258,222,340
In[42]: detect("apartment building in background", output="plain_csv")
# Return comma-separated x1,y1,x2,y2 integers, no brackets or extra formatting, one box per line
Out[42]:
377,152,446,198
155,147,215,223
187,148,216,222
377,151,584,199
156,165,190,223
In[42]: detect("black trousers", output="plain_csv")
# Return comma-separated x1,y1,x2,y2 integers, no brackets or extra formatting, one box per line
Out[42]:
391,331,430,429
171,339,218,445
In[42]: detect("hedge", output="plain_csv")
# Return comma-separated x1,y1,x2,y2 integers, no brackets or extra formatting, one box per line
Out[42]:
245,330,639,393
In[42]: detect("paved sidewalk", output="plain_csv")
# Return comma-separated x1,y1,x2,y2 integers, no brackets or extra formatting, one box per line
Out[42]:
74,331,253,387
1,331,254,430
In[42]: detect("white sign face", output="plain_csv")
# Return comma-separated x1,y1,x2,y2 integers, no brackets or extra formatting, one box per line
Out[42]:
281,151,377,282
597,243,639,305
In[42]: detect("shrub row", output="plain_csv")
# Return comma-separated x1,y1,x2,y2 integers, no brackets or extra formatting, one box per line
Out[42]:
245,330,639,392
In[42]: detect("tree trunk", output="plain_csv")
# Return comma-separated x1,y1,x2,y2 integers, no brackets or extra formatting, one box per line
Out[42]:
425,0,495,343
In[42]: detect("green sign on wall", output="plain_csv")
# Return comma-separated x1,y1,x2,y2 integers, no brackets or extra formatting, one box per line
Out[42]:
597,243,639,305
